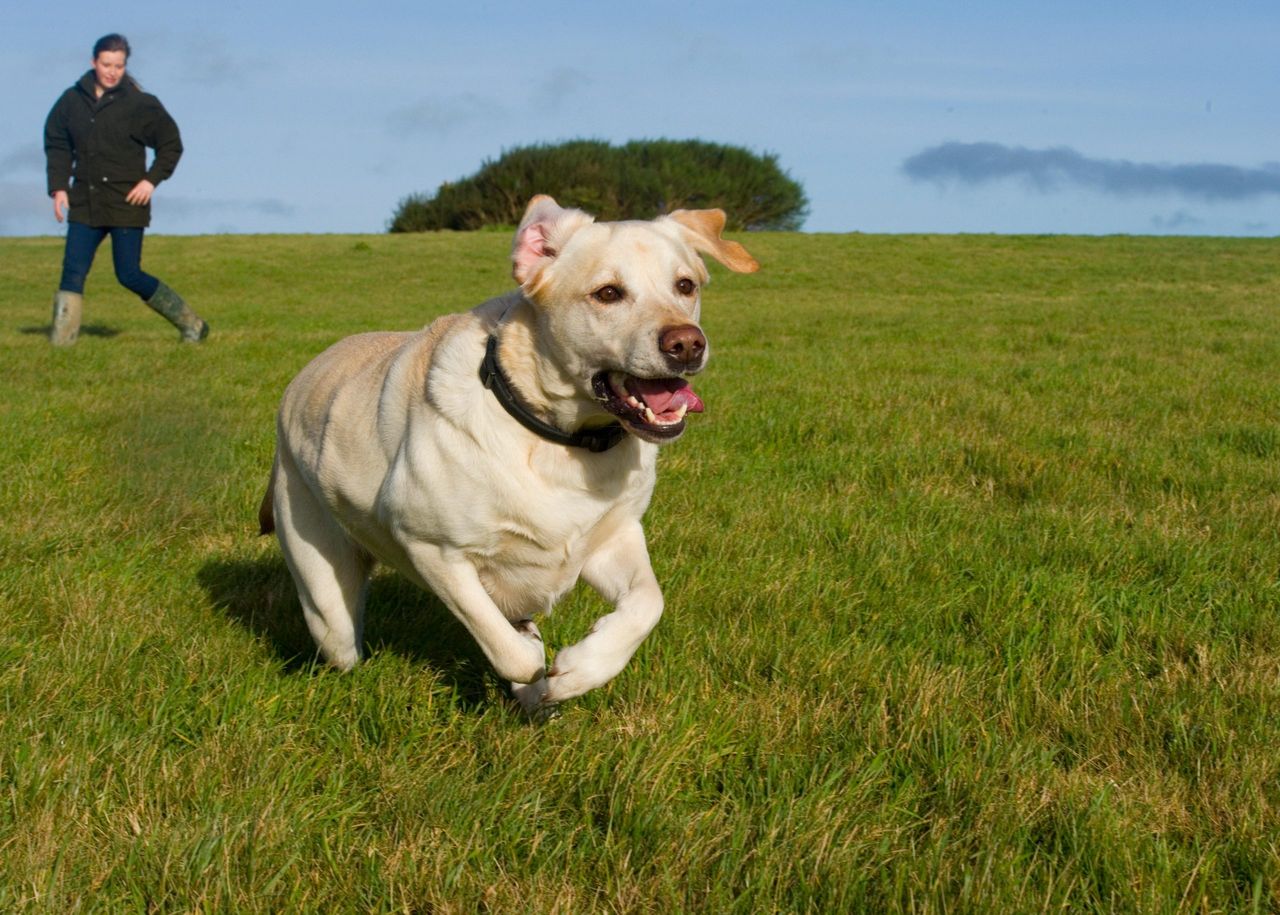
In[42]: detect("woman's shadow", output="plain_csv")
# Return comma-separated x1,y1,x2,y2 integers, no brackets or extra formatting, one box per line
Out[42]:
197,555,497,708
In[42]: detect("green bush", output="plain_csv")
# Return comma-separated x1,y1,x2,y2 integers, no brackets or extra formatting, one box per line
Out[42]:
389,139,809,232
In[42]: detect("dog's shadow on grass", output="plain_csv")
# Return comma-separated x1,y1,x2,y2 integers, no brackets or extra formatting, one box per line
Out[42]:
20,323,121,338
197,556,497,709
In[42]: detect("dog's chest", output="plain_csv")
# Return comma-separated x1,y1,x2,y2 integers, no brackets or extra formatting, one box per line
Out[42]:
470,499,624,618
390,394,658,618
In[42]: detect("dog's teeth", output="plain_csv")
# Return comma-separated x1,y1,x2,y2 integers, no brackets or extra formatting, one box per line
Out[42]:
644,407,657,424
674,404,688,420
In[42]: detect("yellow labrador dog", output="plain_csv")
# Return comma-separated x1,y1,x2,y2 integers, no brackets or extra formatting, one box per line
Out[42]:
259,195,757,714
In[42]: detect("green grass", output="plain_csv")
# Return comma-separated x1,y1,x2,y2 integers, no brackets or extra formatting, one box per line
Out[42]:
1,230,1278,912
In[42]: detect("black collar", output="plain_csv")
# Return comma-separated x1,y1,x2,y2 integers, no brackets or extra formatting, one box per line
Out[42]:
479,335,625,453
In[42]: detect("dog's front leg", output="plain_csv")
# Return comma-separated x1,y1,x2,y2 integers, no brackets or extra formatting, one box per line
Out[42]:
537,521,665,707
401,543,547,685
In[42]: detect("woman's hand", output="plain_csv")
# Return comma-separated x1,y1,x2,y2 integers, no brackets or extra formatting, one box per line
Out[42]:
126,179,155,206
52,190,69,222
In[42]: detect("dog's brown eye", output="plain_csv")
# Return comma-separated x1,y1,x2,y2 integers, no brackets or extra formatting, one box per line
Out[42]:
592,284,624,304
675,278,697,296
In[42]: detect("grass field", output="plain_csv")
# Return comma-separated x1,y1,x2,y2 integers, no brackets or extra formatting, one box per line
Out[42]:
1,229,1278,912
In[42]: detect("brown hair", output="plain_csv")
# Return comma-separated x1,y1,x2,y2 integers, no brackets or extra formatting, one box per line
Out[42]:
92,33,131,60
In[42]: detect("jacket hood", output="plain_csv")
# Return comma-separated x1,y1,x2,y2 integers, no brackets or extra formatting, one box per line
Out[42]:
75,69,137,101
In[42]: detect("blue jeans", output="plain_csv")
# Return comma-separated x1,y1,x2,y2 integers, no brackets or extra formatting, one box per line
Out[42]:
58,222,160,300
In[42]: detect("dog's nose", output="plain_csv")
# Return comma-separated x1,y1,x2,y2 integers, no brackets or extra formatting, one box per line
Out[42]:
659,324,707,368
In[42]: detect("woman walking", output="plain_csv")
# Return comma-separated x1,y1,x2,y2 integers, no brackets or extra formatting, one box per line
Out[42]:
44,33,208,345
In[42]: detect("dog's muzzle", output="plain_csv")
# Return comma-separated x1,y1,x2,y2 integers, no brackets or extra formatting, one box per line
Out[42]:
591,371,705,443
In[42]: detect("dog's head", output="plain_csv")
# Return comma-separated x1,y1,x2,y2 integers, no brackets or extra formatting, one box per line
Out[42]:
510,195,758,444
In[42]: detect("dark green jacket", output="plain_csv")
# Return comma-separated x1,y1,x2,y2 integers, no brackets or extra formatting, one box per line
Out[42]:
44,71,183,228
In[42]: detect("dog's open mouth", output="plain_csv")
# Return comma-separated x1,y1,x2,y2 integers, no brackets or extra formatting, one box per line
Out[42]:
592,371,704,441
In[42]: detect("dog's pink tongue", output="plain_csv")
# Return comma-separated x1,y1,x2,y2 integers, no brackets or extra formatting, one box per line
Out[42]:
630,377,705,414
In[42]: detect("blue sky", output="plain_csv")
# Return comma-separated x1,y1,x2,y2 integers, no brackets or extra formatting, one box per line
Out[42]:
2,0,1277,236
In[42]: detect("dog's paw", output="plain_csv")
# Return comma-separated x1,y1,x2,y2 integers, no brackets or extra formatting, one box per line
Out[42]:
510,676,560,723
515,617,543,643
540,642,609,704
499,617,547,684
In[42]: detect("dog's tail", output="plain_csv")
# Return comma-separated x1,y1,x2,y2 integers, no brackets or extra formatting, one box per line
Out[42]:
258,456,276,536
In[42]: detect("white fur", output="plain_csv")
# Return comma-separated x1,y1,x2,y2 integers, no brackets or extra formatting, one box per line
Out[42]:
263,196,757,713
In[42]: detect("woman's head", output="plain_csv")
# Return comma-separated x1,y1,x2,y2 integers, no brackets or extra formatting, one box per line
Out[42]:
93,33,131,60
91,34,130,92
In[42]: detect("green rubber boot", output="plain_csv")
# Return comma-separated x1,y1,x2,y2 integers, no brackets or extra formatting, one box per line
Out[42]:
146,281,209,343
50,290,83,346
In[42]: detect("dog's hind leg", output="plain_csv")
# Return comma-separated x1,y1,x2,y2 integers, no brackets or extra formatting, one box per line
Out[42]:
272,449,373,670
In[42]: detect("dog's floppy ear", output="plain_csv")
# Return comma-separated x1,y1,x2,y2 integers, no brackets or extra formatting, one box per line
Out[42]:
667,209,760,274
512,195,571,285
